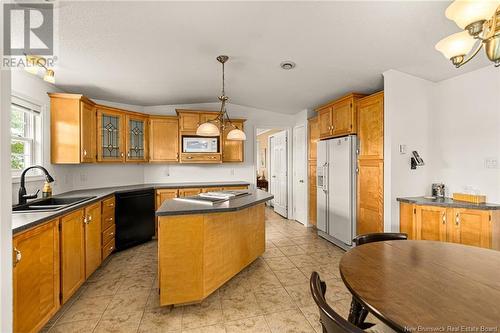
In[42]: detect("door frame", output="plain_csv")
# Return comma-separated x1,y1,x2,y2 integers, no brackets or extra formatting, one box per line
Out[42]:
254,127,293,219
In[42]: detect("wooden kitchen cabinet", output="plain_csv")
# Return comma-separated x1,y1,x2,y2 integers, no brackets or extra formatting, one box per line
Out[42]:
308,116,319,161
13,219,60,333
60,209,86,303
449,208,491,248
400,202,500,250
179,188,202,197
357,92,384,236
84,202,102,278
97,107,126,162
179,111,202,131
357,159,384,235
315,93,365,139
318,107,333,138
308,116,319,226
222,120,245,162
201,187,224,193
416,205,447,241
149,116,179,162
125,114,148,162
101,197,116,261
49,93,96,164
156,189,179,207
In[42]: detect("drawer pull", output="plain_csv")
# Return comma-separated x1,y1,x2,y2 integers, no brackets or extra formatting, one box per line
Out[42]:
106,217,113,222
108,203,114,207
186,156,193,159
110,232,114,236
109,246,114,251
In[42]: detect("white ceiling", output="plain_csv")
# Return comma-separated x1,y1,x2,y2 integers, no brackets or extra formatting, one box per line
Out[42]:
51,1,490,114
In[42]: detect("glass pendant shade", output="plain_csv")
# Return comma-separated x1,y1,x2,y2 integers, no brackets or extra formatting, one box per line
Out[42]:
44,69,55,84
435,30,476,59
226,128,246,141
446,0,500,29
196,122,220,136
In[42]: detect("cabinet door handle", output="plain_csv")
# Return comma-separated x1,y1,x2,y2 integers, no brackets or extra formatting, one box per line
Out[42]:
88,215,92,223
83,149,87,156
108,203,114,207
186,156,193,159
120,152,124,158
455,213,460,225
127,152,130,158
110,232,114,236
13,248,22,266
83,216,88,224
442,212,446,224
106,217,113,222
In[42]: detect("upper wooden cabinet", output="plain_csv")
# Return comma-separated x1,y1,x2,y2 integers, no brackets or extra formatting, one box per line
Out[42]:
222,120,245,162
149,116,179,163
308,116,319,161
49,93,96,164
13,219,60,333
49,95,245,164
125,114,148,162
97,107,126,162
315,93,365,139
358,91,384,160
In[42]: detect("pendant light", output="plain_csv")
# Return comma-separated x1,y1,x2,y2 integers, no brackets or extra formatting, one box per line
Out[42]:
196,56,246,141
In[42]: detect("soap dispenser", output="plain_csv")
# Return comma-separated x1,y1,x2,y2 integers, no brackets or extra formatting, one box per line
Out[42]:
42,181,52,198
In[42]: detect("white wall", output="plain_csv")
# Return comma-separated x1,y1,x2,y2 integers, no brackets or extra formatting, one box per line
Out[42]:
383,70,435,232
384,66,500,232
433,66,500,202
143,102,296,185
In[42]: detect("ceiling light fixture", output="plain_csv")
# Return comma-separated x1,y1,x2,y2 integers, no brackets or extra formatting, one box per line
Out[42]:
280,61,296,70
24,54,56,83
196,55,246,141
435,0,500,68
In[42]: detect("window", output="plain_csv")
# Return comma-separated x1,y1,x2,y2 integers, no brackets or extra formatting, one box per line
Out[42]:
11,96,42,177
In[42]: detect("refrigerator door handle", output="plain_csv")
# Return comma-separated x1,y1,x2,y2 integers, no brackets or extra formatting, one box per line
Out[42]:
322,163,328,193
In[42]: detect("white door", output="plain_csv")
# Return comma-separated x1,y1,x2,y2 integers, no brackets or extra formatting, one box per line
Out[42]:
293,125,307,224
270,131,288,217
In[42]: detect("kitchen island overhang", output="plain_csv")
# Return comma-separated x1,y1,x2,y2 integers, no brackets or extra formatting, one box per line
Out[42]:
156,190,273,306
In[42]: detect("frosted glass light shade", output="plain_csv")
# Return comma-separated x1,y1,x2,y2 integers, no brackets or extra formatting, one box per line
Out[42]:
446,0,500,29
43,69,55,84
435,31,476,59
226,128,246,141
196,122,220,136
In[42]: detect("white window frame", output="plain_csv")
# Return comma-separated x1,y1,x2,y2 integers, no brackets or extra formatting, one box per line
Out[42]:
10,94,43,180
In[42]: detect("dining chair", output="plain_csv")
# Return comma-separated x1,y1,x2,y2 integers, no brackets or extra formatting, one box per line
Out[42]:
353,232,408,246
348,232,408,327
310,271,367,333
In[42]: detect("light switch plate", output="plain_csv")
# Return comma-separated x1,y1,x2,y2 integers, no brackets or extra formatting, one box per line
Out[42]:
399,144,407,154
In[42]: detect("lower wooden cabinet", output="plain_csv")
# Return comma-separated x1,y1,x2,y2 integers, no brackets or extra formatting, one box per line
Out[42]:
60,209,86,303
400,203,499,250
179,188,202,197
101,197,116,261
13,219,60,333
84,202,102,278
357,159,384,235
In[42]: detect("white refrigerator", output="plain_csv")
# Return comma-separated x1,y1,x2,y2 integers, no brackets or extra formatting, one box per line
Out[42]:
316,135,357,250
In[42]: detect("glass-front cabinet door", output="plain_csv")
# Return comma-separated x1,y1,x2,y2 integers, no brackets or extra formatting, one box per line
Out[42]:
126,115,148,162
97,108,125,162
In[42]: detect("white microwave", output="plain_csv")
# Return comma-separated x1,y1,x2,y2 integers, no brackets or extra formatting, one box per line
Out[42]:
182,136,219,153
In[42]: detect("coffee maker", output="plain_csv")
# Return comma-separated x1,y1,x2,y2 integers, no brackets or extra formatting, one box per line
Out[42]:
432,183,445,198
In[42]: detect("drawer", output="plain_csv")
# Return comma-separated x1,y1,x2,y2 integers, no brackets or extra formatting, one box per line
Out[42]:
102,213,115,231
223,186,248,190
180,153,221,163
102,196,115,215
102,238,115,261
201,187,224,193
102,224,115,246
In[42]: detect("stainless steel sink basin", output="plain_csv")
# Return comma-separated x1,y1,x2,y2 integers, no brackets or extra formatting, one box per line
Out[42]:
13,196,96,213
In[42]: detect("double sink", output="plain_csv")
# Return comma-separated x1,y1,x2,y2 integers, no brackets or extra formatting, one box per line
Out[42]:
13,196,96,213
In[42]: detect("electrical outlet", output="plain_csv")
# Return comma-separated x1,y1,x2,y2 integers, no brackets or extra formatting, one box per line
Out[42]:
230,168,235,176
399,144,407,154
485,158,498,169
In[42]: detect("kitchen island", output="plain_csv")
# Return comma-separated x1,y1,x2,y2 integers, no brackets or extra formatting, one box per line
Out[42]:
156,190,273,305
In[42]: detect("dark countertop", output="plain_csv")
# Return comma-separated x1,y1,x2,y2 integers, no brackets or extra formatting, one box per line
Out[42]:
12,181,250,235
397,196,500,210
156,190,274,216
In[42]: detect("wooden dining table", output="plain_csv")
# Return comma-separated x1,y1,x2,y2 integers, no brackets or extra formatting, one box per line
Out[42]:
339,240,500,332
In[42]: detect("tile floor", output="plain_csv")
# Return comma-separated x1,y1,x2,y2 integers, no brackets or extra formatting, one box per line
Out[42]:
43,208,394,333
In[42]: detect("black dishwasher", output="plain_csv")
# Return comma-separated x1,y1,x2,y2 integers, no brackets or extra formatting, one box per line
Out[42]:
115,189,155,251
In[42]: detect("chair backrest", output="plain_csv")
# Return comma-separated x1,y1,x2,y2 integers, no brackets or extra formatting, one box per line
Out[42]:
353,232,407,246
310,272,365,333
